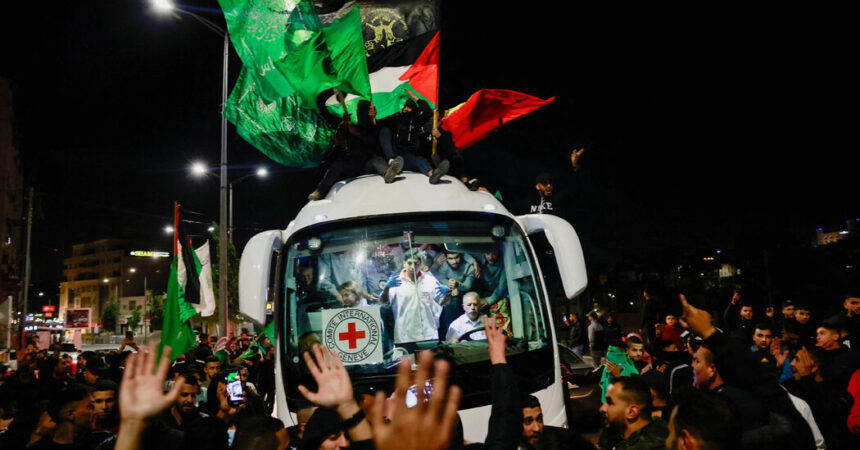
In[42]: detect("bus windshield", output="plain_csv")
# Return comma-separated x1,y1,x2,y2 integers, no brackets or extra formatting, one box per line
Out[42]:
279,214,555,407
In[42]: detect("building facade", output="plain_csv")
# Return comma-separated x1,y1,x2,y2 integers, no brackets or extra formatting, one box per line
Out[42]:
1,78,24,349
59,239,169,333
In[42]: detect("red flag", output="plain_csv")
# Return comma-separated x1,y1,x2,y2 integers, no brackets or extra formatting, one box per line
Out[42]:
399,31,439,105
441,89,556,150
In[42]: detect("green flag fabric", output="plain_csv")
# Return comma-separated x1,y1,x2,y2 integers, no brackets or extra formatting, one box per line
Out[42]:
158,257,198,362
599,345,640,403
220,0,371,167
219,0,369,105
225,67,335,168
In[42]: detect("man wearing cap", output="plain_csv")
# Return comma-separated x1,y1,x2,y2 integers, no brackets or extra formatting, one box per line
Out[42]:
525,148,585,219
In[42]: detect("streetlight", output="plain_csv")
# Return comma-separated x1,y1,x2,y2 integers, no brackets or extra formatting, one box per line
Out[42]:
190,162,268,244
152,0,231,338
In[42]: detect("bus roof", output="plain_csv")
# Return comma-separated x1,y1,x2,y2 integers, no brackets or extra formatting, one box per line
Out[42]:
289,173,513,233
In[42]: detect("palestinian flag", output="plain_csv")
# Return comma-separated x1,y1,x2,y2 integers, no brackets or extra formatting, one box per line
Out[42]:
440,89,556,150
324,0,439,121
158,204,202,362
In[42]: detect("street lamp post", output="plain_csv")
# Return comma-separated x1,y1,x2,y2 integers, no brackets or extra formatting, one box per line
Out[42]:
228,167,267,244
152,0,231,338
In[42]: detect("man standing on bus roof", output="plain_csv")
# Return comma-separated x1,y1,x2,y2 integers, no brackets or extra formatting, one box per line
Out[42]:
380,248,446,343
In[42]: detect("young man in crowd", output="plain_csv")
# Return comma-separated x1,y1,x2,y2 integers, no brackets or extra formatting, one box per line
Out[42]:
664,389,740,450
520,394,594,450
599,376,668,449
30,384,93,449
723,290,755,346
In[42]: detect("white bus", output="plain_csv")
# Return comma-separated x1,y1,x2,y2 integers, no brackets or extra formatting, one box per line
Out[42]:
238,173,587,443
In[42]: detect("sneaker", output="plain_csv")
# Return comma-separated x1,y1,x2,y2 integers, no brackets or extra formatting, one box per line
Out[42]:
429,160,449,184
466,178,480,191
307,190,322,201
383,156,404,183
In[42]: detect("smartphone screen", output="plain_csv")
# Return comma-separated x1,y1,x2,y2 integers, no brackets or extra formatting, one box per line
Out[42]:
404,380,433,408
226,371,245,406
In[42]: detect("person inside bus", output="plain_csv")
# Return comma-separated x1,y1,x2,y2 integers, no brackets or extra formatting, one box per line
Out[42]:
379,248,446,343
360,244,399,300
433,248,477,340
336,281,370,308
446,292,486,342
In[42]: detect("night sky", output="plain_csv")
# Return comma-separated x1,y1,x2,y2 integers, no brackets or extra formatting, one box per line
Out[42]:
2,2,855,297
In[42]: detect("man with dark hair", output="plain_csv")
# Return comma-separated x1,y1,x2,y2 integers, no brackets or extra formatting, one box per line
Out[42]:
599,376,667,449
723,291,755,346
32,384,93,449
519,394,593,450
380,248,446,343
156,373,206,431
665,389,740,450
750,323,780,372
625,335,647,371
840,290,860,339
91,379,118,432
233,415,288,450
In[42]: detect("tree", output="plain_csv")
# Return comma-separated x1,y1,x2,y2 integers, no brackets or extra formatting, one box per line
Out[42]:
149,294,165,331
102,300,120,333
129,305,142,332
205,223,244,328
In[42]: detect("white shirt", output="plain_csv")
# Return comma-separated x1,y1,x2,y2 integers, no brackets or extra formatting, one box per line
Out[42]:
446,314,485,341
387,270,444,343
785,388,827,449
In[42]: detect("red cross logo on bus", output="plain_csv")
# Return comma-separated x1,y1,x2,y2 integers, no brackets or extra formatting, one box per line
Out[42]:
338,322,366,349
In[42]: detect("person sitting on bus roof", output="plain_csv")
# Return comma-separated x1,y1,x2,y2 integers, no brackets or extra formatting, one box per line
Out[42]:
380,248,446,343
377,90,449,184
446,292,486,342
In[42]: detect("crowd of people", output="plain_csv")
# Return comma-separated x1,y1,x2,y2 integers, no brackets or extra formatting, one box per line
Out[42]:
560,287,860,449
2,284,860,449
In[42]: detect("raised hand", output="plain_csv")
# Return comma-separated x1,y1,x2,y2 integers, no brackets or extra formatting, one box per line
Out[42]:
792,346,816,379
120,344,183,421
297,345,354,409
570,148,585,169
678,294,716,339
385,273,402,290
115,344,184,450
770,336,789,367
484,314,507,364
368,351,461,450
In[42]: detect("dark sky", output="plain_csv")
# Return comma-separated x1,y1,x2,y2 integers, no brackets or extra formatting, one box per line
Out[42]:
2,2,855,294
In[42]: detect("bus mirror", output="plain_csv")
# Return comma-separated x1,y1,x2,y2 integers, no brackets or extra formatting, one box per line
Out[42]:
517,214,588,299
239,230,282,325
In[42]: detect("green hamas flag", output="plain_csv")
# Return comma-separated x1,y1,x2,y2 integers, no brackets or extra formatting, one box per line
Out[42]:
225,67,335,168
158,256,198,362
219,0,370,105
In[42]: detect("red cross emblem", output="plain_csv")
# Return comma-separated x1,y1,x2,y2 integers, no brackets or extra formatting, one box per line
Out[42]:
338,321,366,349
